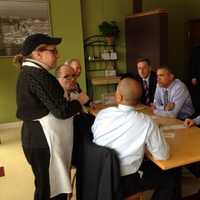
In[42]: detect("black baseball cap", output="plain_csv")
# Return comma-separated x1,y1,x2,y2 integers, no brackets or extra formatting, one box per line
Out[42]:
21,33,62,56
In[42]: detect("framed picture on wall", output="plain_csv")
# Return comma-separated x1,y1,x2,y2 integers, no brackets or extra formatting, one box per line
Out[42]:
0,0,51,57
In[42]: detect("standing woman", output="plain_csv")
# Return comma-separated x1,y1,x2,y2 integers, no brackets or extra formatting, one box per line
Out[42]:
14,33,82,200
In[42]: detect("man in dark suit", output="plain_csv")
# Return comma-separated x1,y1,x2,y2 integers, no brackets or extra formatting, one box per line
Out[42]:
137,58,157,105
189,45,200,114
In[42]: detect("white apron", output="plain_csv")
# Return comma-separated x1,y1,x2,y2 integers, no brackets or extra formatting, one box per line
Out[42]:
37,113,73,198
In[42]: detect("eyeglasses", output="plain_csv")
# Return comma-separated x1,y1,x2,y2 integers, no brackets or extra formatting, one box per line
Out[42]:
59,75,76,80
41,48,58,54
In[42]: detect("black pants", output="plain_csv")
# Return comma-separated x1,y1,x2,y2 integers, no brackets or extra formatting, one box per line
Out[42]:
121,161,181,200
23,147,68,200
186,161,200,178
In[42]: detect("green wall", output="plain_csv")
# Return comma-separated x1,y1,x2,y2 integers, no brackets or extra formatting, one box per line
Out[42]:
81,0,133,74
81,0,133,99
0,58,18,123
50,0,86,90
0,0,85,123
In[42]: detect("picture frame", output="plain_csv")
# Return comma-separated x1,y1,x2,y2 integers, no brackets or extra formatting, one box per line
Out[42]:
0,0,51,57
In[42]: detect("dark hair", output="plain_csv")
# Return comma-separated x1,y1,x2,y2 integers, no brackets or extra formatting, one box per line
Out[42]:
157,66,173,74
136,58,151,66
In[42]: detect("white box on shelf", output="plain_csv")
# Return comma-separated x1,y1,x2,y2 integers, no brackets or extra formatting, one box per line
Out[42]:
105,69,116,77
110,52,117,60
101,52,110,60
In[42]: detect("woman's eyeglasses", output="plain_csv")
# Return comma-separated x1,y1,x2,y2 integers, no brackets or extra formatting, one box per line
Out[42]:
60,75,76,80
40,48,58,54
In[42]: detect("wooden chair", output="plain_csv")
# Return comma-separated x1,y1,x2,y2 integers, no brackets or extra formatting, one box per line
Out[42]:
0,166,5,177
125,192,144,200
68,167,76,200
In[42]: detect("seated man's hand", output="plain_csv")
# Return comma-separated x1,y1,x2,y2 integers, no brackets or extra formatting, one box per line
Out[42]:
89,101,96,109
191,78,198,86
184,118,195,128
78,92,90,105
151,103,156,111
164,102,175,111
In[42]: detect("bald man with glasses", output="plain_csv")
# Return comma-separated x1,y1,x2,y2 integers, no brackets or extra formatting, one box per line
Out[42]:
56,64,89,105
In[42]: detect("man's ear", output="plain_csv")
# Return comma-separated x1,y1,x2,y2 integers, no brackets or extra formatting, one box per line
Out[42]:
170,73,174,81
32,50,40,59
115,90,123,103
149,65,152,71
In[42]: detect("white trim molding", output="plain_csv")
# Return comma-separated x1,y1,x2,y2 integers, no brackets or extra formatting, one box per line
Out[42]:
0,121,22,130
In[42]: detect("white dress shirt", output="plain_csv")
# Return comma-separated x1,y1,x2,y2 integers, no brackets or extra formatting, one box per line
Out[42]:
92,104,169,176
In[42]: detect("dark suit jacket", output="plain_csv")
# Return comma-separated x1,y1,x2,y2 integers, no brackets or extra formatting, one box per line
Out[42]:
188,46,200,114
139,70,157,105
190,45,200,82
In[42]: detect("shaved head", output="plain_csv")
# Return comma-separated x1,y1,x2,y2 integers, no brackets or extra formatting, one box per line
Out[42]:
68,59,81,77
55,64,74,78
56,64,76,91
116,78,142,105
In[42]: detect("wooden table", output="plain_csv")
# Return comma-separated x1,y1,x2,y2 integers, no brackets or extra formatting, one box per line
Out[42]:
147,126,200,170
89,103,200,170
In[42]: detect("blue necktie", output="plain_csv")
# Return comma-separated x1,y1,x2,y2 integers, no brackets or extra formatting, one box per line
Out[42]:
143,80,150,104
163,89,168,106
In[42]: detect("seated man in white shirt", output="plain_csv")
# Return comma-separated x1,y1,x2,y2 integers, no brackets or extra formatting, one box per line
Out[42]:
92,78,181,200
153,67,194,120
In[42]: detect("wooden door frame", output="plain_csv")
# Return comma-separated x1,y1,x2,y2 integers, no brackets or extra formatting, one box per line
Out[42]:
133,0,142,13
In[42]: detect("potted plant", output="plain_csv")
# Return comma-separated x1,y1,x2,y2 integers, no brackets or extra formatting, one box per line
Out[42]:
98,21,120,44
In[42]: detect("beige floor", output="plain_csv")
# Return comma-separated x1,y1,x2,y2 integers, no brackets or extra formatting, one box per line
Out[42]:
0,127,34,200
0,127,200,200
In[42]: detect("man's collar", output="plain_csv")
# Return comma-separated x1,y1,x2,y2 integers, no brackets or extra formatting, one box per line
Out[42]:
143,74,150,82
118,104,135,111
